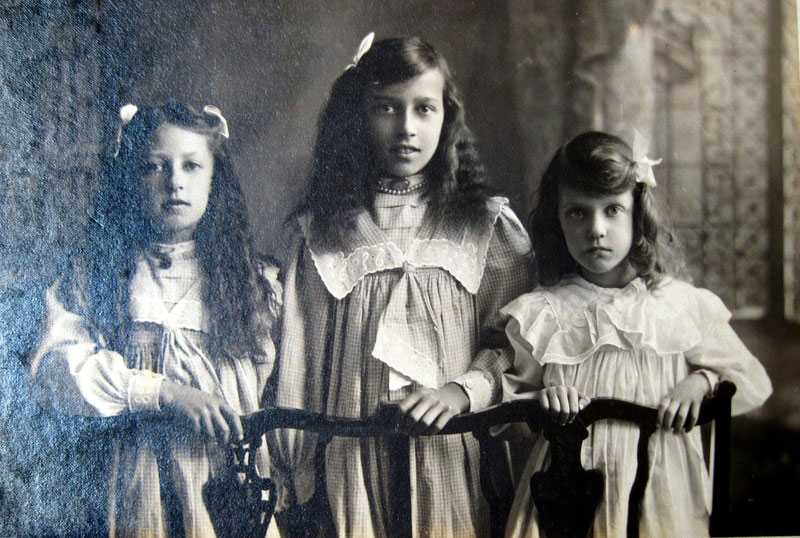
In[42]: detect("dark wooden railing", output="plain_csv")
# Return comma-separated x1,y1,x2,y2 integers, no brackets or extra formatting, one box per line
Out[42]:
206,381,736,538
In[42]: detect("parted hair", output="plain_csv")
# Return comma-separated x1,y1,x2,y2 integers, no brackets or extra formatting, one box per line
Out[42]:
294,36,492,243
529,131,684,288
82,101,276,359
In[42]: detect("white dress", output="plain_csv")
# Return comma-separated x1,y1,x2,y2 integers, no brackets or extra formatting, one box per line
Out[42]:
30,241,281,538
501,275,772,538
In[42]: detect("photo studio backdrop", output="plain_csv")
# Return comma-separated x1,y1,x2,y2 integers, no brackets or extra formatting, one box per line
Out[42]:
3,0,800,322
1,1,799,532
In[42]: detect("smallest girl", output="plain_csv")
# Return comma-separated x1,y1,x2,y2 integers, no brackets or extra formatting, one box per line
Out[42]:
502,131,772,537
30,102,280,537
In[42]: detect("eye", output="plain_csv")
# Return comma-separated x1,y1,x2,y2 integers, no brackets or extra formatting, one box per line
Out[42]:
184,161,202,172
606,205,623,216
372,103,395,114
565,207,586,219
418,104,437,114
144,161,164,174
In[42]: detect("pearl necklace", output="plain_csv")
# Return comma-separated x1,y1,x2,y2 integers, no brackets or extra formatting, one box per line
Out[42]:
375,179,428,195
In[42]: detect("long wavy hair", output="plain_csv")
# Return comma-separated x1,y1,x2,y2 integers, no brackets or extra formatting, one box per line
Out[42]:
294,36,492,243
82,102,275,359
529,131,684,288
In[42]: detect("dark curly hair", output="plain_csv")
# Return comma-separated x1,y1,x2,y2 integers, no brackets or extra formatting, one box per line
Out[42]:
529,131,684,288
294,36,491,243
83,101,276,360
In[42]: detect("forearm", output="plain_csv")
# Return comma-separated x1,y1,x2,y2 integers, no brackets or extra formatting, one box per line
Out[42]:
30,281,164,416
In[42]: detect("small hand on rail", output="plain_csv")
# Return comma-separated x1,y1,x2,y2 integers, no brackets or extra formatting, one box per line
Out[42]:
224,381,735,538
239,381,736,443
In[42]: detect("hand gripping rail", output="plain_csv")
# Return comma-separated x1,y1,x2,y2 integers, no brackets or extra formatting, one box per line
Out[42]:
209,381,735,538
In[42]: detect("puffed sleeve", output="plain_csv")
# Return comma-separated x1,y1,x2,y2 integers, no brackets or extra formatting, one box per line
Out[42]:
499,293,552,403
29,272,164,417
683,286,772,415
450,202,533,410
267,219,331,510
491,292,550,443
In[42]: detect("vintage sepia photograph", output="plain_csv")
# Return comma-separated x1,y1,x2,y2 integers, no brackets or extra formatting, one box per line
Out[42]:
0,0,797,536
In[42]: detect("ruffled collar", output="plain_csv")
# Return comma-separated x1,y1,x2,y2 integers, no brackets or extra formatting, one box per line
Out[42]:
501,275,702,366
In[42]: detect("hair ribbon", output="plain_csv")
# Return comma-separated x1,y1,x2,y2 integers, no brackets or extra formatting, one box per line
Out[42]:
113,103,138,157
202,105,230,139
344,32,375,71
631,129,661,188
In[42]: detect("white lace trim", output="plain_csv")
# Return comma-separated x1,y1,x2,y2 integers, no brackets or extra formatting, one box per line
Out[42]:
128,253,210,332
309,242,406,300
303,197,508,299
389,369,413,390
129,294,209,332
405,238,482,293
127,370,164,412
372,324,438,388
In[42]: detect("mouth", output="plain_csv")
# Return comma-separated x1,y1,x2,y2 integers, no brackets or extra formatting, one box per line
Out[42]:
586,246,611,254
162,199,190,209
390,145,420,157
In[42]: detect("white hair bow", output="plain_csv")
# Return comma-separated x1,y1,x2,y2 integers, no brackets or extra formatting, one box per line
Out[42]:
344,32,375,71
631,130,661,188
202,105,229,139
113,104,139,157
113,103,229,158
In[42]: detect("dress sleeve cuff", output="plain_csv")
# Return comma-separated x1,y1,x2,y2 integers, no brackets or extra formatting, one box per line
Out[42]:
693,368,720,394
451,370,493,412
127,370,165,412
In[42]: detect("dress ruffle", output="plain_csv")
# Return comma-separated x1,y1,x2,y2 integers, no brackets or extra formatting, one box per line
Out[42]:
500,277,731,366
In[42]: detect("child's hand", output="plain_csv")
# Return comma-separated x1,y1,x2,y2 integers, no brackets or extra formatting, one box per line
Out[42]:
535,385,590,425
159,380,244,444
657,373,711,433
384,383,470,436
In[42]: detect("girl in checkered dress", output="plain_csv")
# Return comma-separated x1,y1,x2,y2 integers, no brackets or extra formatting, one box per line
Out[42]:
270,35,532,536
30,102,281,537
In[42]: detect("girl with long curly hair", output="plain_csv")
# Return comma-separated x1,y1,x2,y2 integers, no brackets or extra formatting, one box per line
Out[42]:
30,102,281,537
270,35,532,536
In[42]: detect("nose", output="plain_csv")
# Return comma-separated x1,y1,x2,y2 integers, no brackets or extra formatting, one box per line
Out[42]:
164,164,184,192
589,214,606,239
397,109,416,138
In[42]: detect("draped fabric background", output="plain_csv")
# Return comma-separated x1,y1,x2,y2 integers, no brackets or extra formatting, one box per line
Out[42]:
3,0,795,316
1,0,798,535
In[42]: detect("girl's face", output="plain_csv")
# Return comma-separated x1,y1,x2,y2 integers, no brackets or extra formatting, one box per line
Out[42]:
140,124,214,243
558,183,637,288
365,68,445,178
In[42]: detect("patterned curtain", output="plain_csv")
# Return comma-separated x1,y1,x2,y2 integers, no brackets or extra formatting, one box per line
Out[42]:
783,0,800,323
655,0,772,317
509,0,778,318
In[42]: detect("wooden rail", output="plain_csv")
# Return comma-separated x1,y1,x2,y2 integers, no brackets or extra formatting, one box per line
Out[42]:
211,381,736,538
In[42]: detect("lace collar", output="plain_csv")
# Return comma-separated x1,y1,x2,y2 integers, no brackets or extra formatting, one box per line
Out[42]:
299,197,508,298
